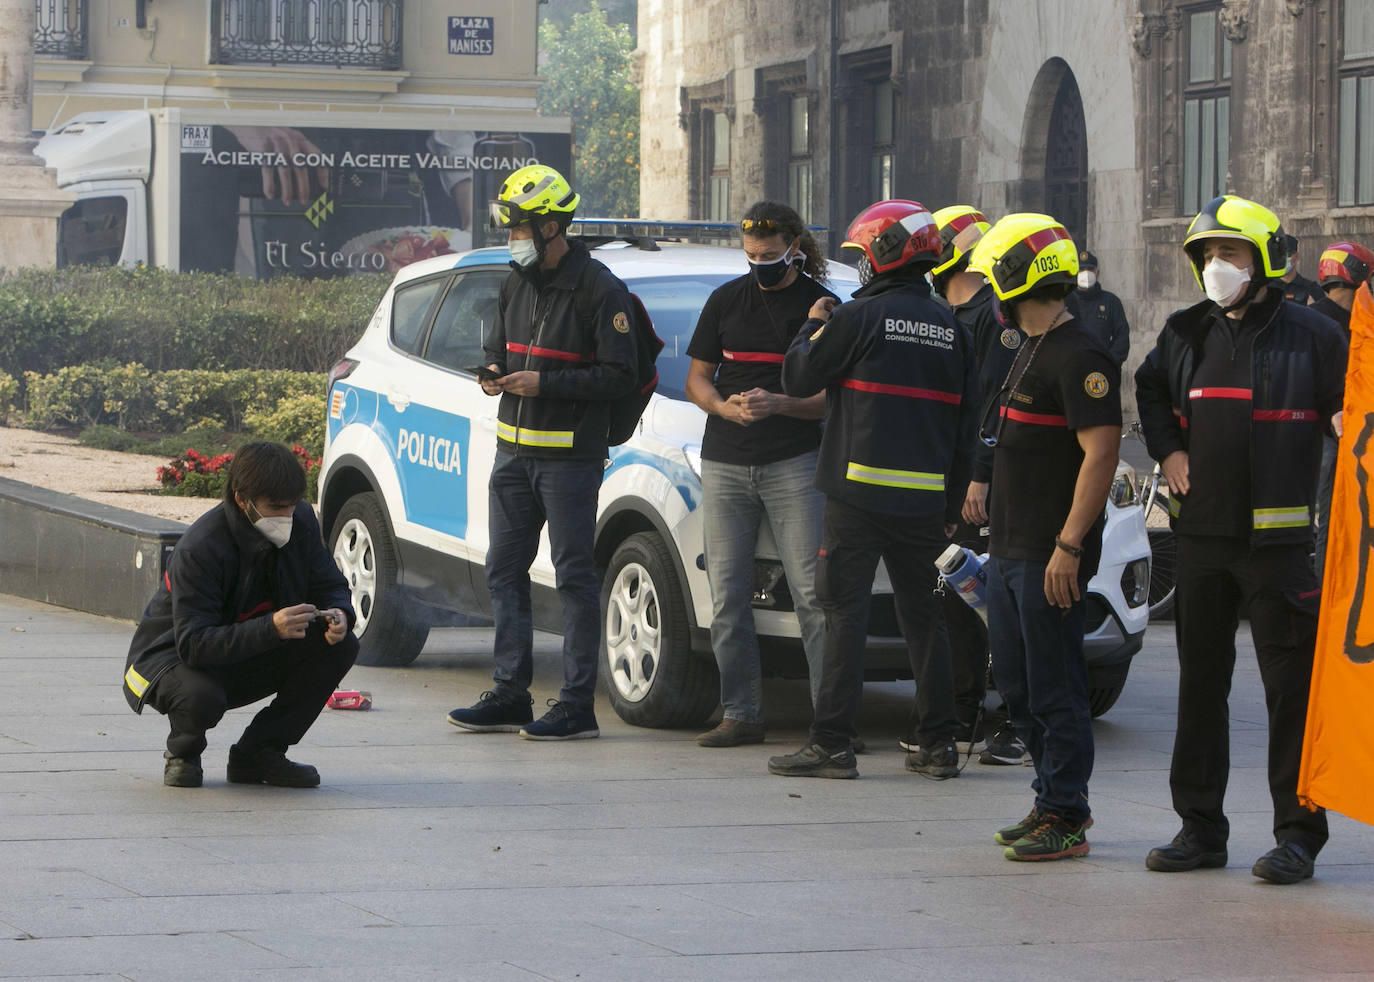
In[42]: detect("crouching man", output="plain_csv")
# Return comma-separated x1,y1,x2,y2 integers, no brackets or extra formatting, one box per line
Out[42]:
122,441,358,788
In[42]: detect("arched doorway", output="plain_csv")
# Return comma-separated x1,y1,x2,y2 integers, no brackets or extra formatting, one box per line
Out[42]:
1019,59,1089,249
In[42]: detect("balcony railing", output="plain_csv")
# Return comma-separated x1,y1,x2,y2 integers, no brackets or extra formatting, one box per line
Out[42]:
34,0,89,60
211,0,402,70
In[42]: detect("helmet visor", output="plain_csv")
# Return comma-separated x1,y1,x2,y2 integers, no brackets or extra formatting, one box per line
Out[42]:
489,199,540,230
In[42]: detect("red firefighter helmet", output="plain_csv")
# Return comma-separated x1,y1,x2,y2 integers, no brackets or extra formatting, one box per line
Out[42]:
1317,241,1374,290
841,200,941,282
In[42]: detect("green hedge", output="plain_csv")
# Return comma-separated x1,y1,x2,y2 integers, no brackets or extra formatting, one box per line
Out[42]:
23,363,324,441
0,265,388,378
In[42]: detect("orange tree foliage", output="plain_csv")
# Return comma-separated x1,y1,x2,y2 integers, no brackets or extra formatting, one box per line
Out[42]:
537,1,640,218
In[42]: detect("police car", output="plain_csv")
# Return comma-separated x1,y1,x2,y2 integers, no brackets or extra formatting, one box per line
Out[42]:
319,220,1151,727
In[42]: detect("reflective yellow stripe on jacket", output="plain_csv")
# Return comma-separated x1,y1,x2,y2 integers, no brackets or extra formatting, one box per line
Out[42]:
124,665,150,698
845,462,945,491
1253,506,1309,530
497,421,575,449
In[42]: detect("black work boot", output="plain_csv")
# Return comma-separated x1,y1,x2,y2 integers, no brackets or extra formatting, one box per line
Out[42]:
163,751,203,788
226,744,320,788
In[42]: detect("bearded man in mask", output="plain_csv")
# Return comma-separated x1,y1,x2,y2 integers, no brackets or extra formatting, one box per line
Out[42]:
122,442,357,788
1135,195,1346,884
685,201,838,747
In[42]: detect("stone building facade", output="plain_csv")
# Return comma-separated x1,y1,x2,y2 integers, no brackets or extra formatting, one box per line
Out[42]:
636,0,1374,382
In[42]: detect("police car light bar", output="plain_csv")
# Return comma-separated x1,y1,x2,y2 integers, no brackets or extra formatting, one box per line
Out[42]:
569,218,830,242
568,218,738,241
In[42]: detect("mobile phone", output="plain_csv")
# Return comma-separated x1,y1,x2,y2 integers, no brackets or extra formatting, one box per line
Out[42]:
312,612,334,629
467,365,501,382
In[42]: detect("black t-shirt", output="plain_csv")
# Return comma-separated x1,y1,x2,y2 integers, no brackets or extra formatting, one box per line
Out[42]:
1174,307,1260,538
687,271,837,464
988,320,1122,570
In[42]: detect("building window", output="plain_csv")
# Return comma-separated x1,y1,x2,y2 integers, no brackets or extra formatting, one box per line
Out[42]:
839,49,894,232
787,94,813,224
870,80,895,202
33,0,88,60
1182,6,1231,214
706,111,731,222
1339,0,1374,205
211,0,402,70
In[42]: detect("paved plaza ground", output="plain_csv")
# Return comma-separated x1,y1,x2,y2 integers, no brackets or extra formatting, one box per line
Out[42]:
3,593,1374,981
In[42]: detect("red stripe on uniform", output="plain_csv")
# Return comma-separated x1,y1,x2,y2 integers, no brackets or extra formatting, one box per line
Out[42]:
722,349,786,363
507,341,585,363
1000,405,1068,427
1253,409,1316,422
1188,387,1252,400
841,378,962,404
236,601,273,623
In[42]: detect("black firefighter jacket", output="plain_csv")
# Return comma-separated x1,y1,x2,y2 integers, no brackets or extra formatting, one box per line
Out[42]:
122,500,354,712
782,275,978,520
484,237,638,460
1134,285,1347,546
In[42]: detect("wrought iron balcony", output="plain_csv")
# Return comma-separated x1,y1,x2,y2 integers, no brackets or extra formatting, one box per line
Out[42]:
34,0,89,60
211,0,402,70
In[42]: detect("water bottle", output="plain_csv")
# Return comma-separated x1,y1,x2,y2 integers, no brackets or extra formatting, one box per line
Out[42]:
936,543,989,624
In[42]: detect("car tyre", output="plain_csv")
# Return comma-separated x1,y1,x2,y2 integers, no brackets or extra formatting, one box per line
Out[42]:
601,531,718,728
1087,660,1132,718
329,491,429,667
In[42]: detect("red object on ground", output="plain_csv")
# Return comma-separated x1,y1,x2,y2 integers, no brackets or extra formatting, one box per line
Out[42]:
326,690,372,710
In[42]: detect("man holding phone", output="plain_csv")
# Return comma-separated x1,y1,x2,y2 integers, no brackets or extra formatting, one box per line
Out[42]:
446,165,638,741
122,442,358,788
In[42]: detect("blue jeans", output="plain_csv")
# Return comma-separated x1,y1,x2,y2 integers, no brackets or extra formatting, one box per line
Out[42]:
701,451,825,723
986,556,1094,824
485,452,603,710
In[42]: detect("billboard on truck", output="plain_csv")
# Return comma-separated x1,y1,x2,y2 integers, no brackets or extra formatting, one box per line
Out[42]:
180,125,572,278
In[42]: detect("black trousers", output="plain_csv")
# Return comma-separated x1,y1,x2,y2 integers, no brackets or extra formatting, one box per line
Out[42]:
1170,535,1329,855
147,630,358,760
809,497,957,750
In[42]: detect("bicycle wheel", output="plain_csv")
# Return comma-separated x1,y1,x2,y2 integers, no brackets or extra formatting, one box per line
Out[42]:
1142,480,1176,619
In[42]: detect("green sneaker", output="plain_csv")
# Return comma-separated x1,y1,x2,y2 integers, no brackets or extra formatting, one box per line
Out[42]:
995,807,1045,846
1003,813,1090,861
995,808,1092,846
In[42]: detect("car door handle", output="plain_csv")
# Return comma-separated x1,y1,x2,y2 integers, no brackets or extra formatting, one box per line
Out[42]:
386,389,411,411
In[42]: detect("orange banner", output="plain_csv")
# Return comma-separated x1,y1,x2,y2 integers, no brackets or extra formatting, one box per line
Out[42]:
1299,282,1374,825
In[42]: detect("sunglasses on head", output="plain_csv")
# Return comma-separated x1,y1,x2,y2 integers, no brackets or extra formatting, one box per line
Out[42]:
740,218,782,234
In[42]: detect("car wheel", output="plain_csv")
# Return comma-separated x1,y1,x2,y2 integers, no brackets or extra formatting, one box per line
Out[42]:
1141,478,1177,620
1087,660,1132,718
601,531,718,728
329,492,429,667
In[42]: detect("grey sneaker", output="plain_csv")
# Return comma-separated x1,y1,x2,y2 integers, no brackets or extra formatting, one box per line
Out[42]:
905,740,959,779
767,742,858,779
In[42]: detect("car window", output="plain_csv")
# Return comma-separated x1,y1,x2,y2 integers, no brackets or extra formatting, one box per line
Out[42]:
391,276,448,355
423,268,508,372
623,274,734,400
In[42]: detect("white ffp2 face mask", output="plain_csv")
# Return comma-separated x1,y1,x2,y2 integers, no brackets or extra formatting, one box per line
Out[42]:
1202,257,1253,308
245,500,294,548
1076,271,1097,290
509,238,539,267
254,516,294,548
